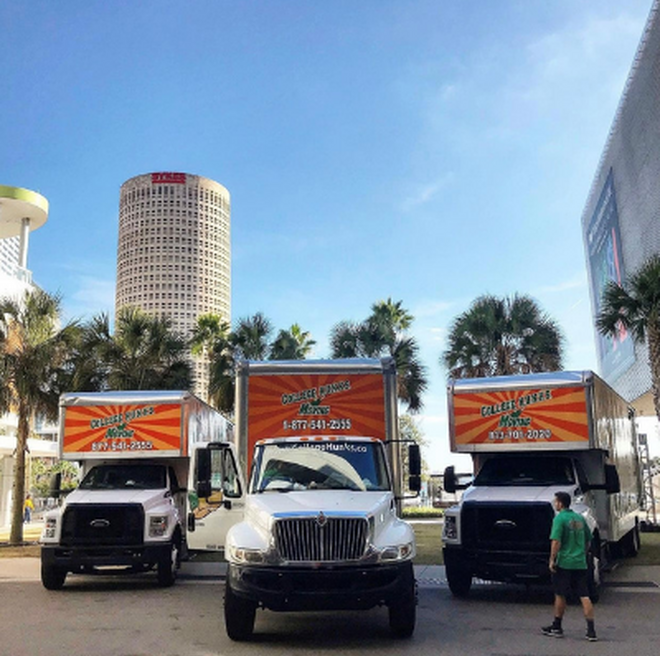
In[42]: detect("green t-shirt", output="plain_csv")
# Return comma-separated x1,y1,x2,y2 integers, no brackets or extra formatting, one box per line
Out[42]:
550,508,592,570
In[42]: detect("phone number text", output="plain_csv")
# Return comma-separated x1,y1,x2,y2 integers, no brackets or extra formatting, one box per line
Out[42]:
282,418,352,431
488,429,552,441
91,440,154,451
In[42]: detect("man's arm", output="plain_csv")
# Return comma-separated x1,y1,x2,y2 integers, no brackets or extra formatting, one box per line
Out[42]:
549,539,561,572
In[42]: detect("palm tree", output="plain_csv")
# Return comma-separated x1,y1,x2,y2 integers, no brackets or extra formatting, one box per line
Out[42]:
103,307,193,390
596,254,660,421
442,294,564,379
232,312,273,360
190,313,234,411
0,289,79,544
270,323,316,360
329,299,428,412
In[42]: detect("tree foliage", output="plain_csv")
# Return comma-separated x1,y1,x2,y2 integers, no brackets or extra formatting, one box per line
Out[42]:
596,254,660,421
329,298,428,412
75,308,193,391
191,312,316,413
442,294,564,379
0,289,79,544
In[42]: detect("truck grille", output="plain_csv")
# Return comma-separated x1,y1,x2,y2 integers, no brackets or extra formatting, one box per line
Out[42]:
461,501,554,552
61,504,144,546
274,516,368,562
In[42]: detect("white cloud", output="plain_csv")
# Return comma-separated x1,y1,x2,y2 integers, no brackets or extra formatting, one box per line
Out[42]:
401,172,455,212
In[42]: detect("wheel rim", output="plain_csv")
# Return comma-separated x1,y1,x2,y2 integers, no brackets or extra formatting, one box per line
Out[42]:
171,543,179,575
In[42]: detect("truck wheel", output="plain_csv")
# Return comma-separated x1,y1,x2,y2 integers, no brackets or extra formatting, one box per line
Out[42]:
224,582,256,641
388,565,416,638
445,556,472,598
41,561,67,590
157,537,180,587
587,552,600,604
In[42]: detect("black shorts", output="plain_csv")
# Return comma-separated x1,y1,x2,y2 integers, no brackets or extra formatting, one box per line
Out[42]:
552,567,589,598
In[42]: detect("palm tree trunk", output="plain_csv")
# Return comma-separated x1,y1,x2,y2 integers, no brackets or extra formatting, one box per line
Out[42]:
647,321,660,423
9,405,30,545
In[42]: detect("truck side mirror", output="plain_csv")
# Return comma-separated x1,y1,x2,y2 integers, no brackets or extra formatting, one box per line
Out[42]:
49,472,62,499
605,464,620,494
408,444,421,476
444,466,471,493
408,444,422,492
196,448,212,499
444,466,458,494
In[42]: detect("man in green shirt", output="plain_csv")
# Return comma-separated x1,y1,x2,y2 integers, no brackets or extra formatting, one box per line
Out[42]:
542,491,597,642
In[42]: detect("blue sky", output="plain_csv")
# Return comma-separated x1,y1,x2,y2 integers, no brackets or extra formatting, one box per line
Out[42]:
0,0,653,470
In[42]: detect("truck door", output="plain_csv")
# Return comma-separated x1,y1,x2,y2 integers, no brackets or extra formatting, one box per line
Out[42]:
187,444,245,551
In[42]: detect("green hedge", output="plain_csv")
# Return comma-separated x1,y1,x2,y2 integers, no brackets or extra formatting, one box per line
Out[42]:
402,506,444,519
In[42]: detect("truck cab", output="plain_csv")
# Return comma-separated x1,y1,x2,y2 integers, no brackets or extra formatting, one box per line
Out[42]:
40,391,245,590
224,435,418,640
442,371,642,600
223,358,420,640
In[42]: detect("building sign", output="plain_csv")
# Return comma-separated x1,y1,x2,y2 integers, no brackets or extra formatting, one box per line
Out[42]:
151,172,186,184
585,169,635,381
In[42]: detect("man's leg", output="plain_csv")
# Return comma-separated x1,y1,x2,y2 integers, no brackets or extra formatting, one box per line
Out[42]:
554,594,567,619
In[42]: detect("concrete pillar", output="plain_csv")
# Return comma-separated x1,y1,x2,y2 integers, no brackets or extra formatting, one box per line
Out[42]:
18,217,30,268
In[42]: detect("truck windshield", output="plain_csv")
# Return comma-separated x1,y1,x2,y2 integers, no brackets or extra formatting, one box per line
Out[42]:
473,456,576,487
251,441,390,493
79,464,167,490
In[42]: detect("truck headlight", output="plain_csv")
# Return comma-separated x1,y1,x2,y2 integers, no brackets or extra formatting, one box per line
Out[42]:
443,516,457,540
149,515,169,537
42,517,57,540
379,542,414,562
228,545,265,564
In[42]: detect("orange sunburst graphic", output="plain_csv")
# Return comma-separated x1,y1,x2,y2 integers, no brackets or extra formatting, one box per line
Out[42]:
453,386,589,448
248,373,386,446
63,403,183,455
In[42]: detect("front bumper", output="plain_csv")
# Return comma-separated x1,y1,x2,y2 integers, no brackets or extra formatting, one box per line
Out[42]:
444,545,550,583
41,543,171,572
227,560,414,611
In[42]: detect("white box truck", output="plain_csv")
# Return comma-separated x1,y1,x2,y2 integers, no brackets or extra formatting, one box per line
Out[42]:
442,371,643,600
223,358,421,640
40,390,245,589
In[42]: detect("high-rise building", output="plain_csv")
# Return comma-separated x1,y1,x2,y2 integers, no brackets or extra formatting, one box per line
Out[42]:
115,172,231,398
0,184,56,526
580,0,660,418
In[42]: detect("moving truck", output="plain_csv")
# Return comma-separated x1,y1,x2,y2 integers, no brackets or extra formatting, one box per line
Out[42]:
223,358,421,640
442,371,642,599
40,391,245,589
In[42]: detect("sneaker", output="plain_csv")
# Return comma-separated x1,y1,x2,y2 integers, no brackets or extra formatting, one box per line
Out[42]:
542,625,564,638
586,629,598,642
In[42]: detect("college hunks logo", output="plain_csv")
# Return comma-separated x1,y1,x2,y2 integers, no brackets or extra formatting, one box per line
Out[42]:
453,386,590,445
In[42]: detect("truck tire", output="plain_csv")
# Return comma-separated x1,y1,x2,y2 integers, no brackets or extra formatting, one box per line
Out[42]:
587,552,600,604
157,536,180,587
224,582,256,641
388,564,416,638
624,524,641,557
41,561,67,590
445,554,472,598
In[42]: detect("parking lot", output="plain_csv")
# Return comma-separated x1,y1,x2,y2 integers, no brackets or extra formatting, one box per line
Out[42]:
1,557,659,656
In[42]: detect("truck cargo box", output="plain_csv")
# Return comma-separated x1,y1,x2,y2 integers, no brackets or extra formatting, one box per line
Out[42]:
448,370,630,453
59,390,233,460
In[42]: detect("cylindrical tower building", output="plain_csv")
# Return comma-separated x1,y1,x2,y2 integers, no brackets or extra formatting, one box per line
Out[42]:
116,172,231,398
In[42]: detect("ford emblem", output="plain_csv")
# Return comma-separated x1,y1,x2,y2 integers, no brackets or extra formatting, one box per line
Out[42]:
90,519,111,528
494,519,517,530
